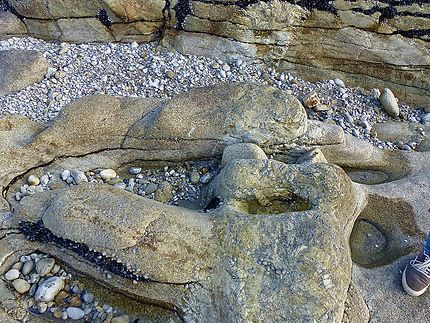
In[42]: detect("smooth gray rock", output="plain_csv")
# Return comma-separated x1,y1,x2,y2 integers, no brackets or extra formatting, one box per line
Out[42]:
35,258,55,276
22,260,34,275
12,279,30,294
66,307,85,320
4,269,20,281
34,276,65,302
0,50,49,97
70,170,88,185
380,88,400,118
221,143,267,167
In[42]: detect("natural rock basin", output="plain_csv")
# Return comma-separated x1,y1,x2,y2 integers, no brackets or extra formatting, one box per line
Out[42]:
1,83,430,322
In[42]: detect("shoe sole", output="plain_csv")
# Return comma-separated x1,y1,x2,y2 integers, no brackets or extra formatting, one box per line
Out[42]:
402,268,428,297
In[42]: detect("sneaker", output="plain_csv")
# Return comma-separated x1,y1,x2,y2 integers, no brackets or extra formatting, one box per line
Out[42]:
402,252,430,296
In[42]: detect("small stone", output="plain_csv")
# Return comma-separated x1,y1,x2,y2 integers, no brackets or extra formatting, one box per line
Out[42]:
379,88,399,117
334,78,345,87
62,312,68,320
314,104,330,112
22,260,34,275
421,113,430,124
28,175,40,186
100,169,117,181
70,170,88,185
12,262,23,270
35,276,65,302
53,309,63,319
46,67,57,79
303,92,320,108
222,64,231,72
166,70,176,79
219,70,226,78
20,255,31,263
36,258,55,276
54,290,69,306
154,181,173,203
82,292,94,304
68,295,81,307
107,178,123,185
5,269,20,281
30,273,40,284
144,183,158,195
61,169,70,181
12,279,30,293
128,167,141,175
343,112,354,123
51,264,61,274
235,58,243,67
71,285,80,294
29,283,37,297
189,171,200,185
352,129,360,137
372,88,381,98
200,173,212,184
40,175,49,185
36,302,48,314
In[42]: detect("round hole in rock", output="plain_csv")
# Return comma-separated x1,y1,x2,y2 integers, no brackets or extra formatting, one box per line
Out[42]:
349,195,424,268
343,168,389,185
235,193,311,214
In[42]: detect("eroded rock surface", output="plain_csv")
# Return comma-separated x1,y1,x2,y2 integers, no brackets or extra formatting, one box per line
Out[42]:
0,84,430,322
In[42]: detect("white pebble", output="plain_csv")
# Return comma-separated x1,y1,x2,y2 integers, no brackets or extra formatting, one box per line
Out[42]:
66,307,85,320
61,169,71,181
28,175,40,186
334,78,345,87
100,169,117,180
5,269,20,281
35,276,65,302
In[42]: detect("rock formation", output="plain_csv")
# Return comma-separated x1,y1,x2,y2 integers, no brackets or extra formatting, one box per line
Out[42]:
1,83,430,321
0,0,428,106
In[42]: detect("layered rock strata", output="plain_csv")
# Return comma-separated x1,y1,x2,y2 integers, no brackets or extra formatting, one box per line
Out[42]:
1,0,428,106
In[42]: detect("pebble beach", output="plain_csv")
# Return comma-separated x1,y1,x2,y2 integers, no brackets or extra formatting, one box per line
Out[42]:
1,36,428,151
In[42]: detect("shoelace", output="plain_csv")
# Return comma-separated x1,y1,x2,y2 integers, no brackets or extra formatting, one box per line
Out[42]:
411,253,430,278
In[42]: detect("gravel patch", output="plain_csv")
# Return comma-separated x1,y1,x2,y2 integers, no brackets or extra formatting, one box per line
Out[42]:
15,161,221,209
0,37,428,150
3,252,135,322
